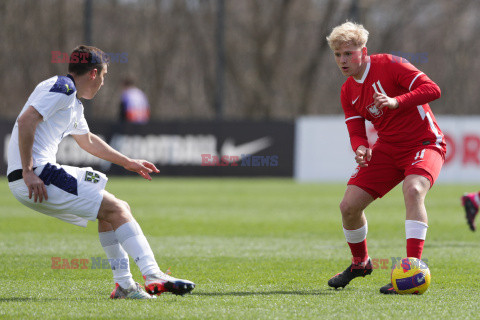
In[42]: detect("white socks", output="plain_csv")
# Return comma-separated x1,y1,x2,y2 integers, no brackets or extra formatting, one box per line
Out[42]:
98,230,135,289
405,220,428,240
343,222,368,243
114,220,161,276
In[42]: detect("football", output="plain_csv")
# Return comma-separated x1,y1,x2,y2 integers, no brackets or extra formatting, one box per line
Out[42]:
391,257,431,294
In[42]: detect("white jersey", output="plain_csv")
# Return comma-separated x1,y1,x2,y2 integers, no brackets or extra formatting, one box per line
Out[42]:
7,75,89,175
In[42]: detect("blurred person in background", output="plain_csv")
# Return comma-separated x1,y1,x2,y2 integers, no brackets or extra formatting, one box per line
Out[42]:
7,45,194,299
119,77,150,124
461,192,479,231
325,21,445,294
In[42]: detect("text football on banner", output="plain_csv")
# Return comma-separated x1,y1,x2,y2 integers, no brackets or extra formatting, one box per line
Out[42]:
1,121,294,177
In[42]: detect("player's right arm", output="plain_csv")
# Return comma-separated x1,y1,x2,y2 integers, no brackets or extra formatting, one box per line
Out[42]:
354,145,372,167
17,106,48,203
341,85,372,167
72,132,160,180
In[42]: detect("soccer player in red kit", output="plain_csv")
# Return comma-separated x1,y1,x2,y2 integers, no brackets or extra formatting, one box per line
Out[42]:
325,22,445,294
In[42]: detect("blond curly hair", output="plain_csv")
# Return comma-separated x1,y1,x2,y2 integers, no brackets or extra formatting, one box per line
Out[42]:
326,21,369,50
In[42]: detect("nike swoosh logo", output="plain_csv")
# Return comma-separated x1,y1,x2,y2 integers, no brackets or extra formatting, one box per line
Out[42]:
411,160,424,165
352,96,360,104
220,137,273,163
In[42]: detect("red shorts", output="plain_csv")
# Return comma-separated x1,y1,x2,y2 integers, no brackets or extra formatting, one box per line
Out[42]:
348,143,445,199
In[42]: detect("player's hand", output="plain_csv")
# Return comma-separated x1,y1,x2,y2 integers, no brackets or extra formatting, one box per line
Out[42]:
23,170,48,203
124,159,160,180
373,92,399,110
355,145,372,167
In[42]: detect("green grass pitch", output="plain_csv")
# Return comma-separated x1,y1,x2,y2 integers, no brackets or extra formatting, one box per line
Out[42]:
1,177,479,319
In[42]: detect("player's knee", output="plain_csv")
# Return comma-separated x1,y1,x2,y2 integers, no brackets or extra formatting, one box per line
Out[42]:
116,209,133,222
339,199,361,218
112,199,132,219
120,200,131,213
99,197,132,222
105,206,132,224
403,183,426,202
339,200,347,214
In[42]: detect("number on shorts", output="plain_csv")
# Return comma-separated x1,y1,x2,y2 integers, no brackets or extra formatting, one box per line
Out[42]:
414,149,426,161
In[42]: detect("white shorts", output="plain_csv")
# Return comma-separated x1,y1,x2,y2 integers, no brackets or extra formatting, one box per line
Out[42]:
8,163,108,227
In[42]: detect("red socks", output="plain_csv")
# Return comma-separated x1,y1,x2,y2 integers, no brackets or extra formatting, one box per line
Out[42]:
348,239,368,264
406,238,425,259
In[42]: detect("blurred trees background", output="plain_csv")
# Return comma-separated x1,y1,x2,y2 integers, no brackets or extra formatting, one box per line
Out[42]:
1,0,478,121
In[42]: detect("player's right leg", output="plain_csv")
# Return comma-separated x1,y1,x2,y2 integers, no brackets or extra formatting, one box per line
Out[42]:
98,218,140,296
97,192,195,296
461,192,479,231
328,185,374,289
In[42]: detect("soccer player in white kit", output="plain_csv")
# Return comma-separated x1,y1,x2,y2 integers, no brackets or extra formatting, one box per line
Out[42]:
7,45,195,299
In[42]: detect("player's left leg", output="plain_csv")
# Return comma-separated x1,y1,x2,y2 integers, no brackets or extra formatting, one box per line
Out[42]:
380,174,431,295
381,147,443,294
403,174,430,259
401,146,443,262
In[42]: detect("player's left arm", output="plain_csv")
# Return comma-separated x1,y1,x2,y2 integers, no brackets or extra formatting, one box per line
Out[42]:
72,132,159,180
374,56,441,110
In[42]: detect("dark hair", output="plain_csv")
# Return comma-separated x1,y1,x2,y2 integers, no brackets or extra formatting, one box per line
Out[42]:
68,45,108,75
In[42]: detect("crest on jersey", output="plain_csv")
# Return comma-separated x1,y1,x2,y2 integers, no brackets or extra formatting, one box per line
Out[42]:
366,102,383,118
369,80,386,118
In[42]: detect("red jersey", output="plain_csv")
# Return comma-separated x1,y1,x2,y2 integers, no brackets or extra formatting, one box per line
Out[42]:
340,54,445,153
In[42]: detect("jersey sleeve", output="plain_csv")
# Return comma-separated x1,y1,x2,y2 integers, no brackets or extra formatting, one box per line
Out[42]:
30,89,70,121
389,56,441,108
70,112,90,135
341,84,369,152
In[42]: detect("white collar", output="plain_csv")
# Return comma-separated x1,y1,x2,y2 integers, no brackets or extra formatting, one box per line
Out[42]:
353,61,371,84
